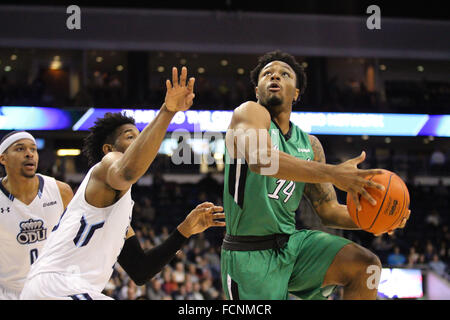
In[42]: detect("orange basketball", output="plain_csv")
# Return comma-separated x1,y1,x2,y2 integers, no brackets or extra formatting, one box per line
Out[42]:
346,169,410,235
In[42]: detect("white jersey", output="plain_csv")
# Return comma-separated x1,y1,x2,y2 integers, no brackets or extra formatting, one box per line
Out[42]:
0,174,64,296
27,164,134,294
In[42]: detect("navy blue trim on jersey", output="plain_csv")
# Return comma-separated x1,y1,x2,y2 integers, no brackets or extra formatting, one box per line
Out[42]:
0,177,14,201
271,119,293,141
0,175,44,201
69,293,93,300
37,174,44,199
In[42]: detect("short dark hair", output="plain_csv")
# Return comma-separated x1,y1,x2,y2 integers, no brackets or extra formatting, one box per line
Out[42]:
82,112,135,166
250,50,307,101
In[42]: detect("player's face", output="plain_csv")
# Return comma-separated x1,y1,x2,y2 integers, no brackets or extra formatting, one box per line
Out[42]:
113,124,140,153
255,61,299,109
0,139,39,178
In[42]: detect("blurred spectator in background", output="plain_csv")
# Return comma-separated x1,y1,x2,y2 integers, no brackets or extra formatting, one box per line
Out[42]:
428,254,448,277
424,241,436,262
146,278,165,300
429,149,446,174
406,246,420,267
387,246,406,266
425,210,441,230
172,261,186,284
191,282,204,300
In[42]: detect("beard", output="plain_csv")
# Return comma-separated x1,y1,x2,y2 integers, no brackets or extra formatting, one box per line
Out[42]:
20,168,36,179
261,94,283,110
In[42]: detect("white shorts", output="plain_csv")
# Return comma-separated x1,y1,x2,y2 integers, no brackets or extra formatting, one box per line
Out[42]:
20,272,113,300
0,285,22,300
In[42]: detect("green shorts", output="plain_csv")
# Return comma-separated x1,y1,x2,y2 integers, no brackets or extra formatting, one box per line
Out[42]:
221,229,353,300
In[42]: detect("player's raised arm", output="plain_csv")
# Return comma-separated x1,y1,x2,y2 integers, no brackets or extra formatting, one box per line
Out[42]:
227,101,385,208
105,67,195,190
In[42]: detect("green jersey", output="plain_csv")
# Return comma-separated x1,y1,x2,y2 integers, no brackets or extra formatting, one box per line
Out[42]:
223,120,314,236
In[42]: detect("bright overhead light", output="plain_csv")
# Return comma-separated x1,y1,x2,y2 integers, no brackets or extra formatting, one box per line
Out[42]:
157,66,165,73
180,58,187,65
301,62,308,68
384,137,391,144
4,66,12,72
237,68,245,75
417,65,424,72
57,149,81,157
379,64,387,71
96,56,103,63
220,59,228,66
197,67,205,74
361,135,369,140
10,54,17,61
116,65,124,72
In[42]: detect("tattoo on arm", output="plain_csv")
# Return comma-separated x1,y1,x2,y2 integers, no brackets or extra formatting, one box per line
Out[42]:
304,135,337,209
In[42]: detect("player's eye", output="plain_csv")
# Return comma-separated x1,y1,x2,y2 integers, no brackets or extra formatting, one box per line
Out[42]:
282,72,290,77
127,136,135,140
263,71,271,76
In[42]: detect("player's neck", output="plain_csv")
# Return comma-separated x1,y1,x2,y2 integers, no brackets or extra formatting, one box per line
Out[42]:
2,174,39,203
271,109,291,136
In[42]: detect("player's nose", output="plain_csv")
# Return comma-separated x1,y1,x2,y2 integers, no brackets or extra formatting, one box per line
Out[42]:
270,73,280,81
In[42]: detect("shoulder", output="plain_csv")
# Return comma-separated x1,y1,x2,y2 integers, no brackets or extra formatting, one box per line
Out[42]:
307,134,326,163
55,180,74,208
230,101,271,129
91,152,123,181
55,180,73,196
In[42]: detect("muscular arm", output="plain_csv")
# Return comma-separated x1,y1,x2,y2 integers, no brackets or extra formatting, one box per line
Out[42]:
227,101,384,199
227,102,337,183
103,67,195,191
104,105,177,191
304,135,360,230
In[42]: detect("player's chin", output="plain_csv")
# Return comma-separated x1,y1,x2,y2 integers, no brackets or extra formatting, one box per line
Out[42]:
21,169,36,178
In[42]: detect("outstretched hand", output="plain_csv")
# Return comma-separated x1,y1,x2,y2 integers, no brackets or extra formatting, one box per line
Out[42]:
164,66,195,112
177,202,226,238
333,151,385,211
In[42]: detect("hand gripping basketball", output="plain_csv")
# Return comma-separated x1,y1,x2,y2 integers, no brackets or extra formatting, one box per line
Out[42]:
332,151,385,211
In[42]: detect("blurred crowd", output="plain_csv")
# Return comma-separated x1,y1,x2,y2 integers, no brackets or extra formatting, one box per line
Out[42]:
1,68,449,115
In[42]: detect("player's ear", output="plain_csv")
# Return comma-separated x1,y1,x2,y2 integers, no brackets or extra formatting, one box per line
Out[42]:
294,88,300,102
102,144,114,155
0,154,5,166
255,87,259,100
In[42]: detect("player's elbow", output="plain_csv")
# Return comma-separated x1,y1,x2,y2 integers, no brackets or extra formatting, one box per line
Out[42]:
106,166,135,190
246,148,275,175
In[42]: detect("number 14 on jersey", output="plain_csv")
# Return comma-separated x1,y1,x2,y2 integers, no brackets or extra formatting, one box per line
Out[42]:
268,179,295,203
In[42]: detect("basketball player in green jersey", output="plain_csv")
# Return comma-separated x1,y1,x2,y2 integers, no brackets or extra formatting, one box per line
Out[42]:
221,51,410,300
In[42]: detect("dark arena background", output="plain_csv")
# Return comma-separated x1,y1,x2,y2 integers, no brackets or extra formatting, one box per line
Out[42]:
0,0,449,303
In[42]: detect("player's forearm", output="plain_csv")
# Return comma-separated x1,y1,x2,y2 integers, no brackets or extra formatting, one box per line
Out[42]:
117,229,188,286
115,104,175,183
319,203,360,230
250,149,335,184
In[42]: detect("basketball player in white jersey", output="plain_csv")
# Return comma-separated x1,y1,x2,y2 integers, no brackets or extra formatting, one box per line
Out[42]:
0,131,73,299
21,66,225,300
